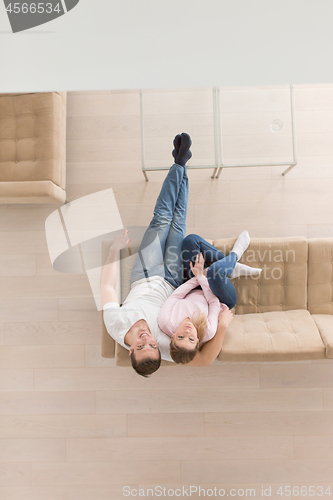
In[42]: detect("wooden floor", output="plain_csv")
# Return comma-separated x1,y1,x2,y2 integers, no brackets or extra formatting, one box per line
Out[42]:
1,86,333,499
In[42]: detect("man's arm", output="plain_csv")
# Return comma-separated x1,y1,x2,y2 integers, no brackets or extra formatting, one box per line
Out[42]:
100,230,131,308
187,307,233,367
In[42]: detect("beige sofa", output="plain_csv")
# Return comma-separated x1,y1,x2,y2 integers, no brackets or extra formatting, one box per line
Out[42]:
0,92,66,204
101,236,333,365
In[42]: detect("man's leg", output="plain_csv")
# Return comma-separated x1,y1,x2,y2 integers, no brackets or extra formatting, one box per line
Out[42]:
163,169,189,288
130,162,187,284
161,132,192,287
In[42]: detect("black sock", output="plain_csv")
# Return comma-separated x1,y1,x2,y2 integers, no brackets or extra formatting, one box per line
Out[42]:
175,132,192,167
172,134,181,161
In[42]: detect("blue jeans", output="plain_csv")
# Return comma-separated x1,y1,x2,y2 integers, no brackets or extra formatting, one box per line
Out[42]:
130,163,188,288
182,234,237,309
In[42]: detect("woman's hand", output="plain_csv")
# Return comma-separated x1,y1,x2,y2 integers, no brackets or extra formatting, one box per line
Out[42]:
190,252,205,278
218,306,234,329
111,229,131,252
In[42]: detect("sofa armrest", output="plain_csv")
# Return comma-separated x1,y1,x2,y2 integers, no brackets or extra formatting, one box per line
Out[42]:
311,314,333,358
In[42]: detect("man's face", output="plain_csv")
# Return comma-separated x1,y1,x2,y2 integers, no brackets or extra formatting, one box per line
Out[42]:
128,319,160,362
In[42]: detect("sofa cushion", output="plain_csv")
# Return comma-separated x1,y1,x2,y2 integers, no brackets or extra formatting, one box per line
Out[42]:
308,238,333,314
218,309,325,362
311,314,333,358
213,237,308,315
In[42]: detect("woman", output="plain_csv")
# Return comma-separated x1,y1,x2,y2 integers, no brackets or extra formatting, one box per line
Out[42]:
158,231,262,364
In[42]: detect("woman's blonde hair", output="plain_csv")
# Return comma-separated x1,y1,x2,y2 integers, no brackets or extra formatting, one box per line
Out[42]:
170,310,207,364
190,310,207,346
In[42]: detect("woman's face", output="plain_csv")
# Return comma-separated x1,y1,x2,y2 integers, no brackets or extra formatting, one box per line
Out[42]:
173,320,199,349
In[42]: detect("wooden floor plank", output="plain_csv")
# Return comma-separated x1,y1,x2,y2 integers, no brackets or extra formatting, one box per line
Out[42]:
65,435,293,462
0,392,95,415
181,458,333,484
204,410,333,436
0,299,58,322
96,388,323,414
33,365,260,391
31,460,181,485
0,485,126,500
0,346,85,369
0,463,31,486
5,322,100,346
0,369,34,391
0,414,127,439
0,439,65,462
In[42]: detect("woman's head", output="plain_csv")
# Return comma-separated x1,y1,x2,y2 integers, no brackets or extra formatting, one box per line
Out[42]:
170,312,207,364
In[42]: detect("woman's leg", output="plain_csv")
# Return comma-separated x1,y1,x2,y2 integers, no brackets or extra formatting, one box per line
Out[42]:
206,253,238,309
182,234,227,279
182,233,238,308
130,163,187,284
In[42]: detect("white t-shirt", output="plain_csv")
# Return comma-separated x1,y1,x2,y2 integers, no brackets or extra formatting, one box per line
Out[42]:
103,276,175,362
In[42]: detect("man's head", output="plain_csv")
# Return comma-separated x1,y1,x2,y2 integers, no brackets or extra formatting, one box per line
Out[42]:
126,319,161,377
169,320,200,364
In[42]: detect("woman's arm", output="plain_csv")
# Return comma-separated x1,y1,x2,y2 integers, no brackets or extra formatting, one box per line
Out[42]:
187,307,234,366
196,275,221,341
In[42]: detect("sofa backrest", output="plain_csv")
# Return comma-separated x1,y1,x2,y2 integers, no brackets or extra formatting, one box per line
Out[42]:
212,236,308,315
0,92,66,190
308,238,333,314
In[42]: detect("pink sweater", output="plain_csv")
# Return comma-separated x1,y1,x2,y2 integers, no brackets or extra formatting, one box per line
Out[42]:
158,275,223,343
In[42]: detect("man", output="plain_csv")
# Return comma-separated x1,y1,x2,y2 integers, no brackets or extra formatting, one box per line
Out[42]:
101,133,233,376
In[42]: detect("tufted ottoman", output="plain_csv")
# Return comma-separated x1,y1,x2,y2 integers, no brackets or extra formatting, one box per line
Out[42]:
0,92,66,204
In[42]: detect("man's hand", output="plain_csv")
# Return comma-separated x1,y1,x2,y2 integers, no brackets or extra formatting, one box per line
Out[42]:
190,253,205,278
111,229,131,252
218,306,234,329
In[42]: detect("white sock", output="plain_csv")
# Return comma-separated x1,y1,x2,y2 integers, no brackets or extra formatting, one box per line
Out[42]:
231,230,250,261
229,262,262,279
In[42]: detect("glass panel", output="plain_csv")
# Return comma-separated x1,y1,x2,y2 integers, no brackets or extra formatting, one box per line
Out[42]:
219,86,294,165
141,88,217,170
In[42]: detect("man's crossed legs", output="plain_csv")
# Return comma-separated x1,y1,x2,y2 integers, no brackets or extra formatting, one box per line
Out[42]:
130,133,191,289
